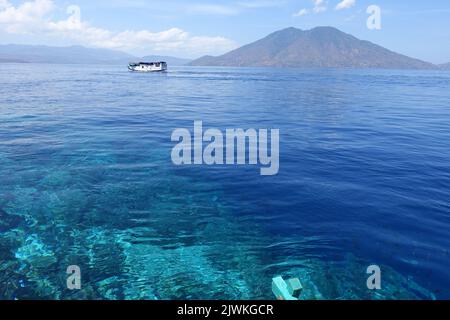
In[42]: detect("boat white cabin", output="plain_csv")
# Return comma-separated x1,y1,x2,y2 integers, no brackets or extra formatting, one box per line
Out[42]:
128,61,167,72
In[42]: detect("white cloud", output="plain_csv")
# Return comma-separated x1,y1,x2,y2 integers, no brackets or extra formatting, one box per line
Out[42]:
313,6,327,13
294,0,327,17
0,0,238,57
0,0,11,9
336,0,356,10
0,0,53,33
293,9,309,17
313,0,327,13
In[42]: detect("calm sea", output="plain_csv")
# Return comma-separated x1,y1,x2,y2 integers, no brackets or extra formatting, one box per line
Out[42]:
0,64,449,299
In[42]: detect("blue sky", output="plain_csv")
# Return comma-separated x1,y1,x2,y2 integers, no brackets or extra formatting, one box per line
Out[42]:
0,0,449,63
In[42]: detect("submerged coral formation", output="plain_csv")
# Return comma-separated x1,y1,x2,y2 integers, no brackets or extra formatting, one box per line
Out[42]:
0,164,435,299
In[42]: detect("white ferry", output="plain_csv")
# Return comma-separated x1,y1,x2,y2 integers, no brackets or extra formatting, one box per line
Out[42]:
128,61,167,72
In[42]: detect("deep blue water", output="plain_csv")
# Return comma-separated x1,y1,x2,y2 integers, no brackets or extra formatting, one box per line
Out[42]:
0,64,449,299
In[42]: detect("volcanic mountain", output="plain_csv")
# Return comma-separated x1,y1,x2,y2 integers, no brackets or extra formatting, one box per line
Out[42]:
190,27,435,69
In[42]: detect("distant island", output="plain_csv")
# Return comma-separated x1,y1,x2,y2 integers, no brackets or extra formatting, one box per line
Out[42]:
0,45,134,65
0,57,28,63
0,44,190,66
190,27,436,70
0,27,448,69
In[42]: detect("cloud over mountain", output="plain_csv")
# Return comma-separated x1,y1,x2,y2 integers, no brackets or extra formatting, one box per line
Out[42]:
336,0,356,10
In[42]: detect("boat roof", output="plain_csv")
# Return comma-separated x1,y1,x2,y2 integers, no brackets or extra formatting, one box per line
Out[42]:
130,61,166,65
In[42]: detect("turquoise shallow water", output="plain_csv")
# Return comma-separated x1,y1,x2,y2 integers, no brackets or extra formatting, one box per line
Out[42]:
0,64,449,299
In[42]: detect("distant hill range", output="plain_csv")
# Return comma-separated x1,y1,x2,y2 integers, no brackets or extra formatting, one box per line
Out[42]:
0,44,135,64
0,44,191,65
190,27,437,69
0,57,28,63
439,63,450,70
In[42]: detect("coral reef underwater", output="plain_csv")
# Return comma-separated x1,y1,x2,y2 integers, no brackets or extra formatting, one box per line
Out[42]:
0,158,434,300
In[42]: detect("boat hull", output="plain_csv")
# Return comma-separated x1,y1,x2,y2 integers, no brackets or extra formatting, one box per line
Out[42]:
128,62,167,73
